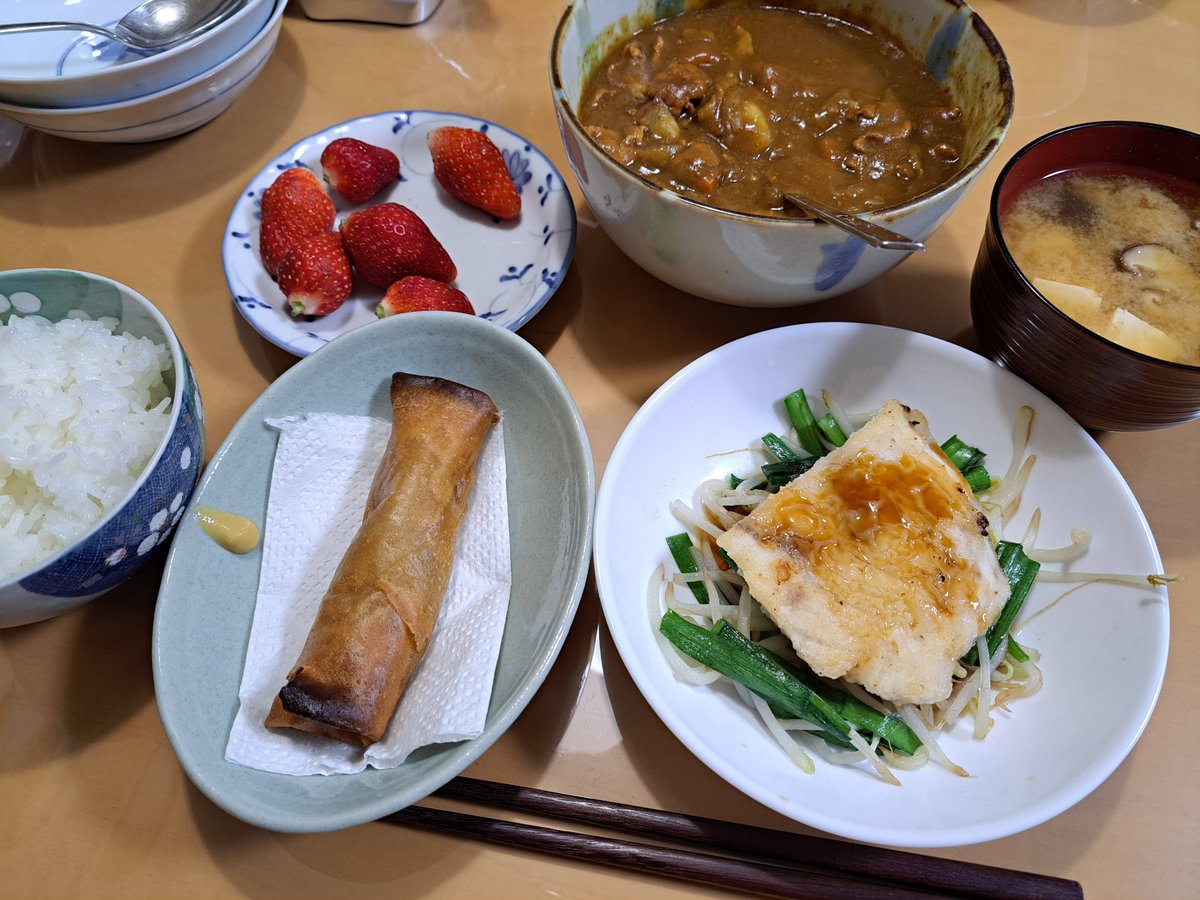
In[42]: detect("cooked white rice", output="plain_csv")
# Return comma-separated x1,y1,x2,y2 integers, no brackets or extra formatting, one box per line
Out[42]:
0,314,173,580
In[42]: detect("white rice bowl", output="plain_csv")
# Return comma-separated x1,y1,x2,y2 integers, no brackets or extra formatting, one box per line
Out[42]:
0,314,173,580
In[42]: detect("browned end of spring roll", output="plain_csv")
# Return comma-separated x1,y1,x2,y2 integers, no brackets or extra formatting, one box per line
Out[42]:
264,372,500,747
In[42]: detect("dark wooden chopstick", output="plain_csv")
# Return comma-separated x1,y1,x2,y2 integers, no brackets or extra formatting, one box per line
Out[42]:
418,776,1083,900
386,804,942,899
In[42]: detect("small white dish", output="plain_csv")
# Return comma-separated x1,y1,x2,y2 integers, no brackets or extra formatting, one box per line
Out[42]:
0,0,283,142
223,110,578,357
594,322,1170,848
0,0,274,107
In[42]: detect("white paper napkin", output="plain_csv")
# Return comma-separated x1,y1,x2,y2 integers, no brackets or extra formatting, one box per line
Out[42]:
225,412,511,776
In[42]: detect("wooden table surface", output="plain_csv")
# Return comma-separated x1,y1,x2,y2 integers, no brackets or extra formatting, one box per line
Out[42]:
1,1,1197,897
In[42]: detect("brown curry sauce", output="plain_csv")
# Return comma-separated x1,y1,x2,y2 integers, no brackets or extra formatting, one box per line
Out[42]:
580,4,966,217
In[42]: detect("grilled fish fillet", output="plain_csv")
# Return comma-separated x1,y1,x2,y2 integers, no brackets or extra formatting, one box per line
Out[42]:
717,400,1009,705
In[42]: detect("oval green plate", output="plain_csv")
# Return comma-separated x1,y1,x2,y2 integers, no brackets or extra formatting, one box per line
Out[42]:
152,311,594,832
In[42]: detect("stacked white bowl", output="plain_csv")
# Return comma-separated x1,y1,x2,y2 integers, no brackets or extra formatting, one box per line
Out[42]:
0,0,285,142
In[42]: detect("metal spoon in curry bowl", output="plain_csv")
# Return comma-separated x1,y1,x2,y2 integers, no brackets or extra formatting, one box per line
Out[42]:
0,0,245,53
784,193,926,252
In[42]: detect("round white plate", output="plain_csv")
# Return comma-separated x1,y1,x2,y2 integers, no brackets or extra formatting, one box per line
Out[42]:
0,0,274,108
153,312,595,832
0,0,163,79
223,110,577,357
594,322,1170,848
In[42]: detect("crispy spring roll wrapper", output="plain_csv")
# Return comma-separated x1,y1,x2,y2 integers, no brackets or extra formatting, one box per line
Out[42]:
264,373,500,748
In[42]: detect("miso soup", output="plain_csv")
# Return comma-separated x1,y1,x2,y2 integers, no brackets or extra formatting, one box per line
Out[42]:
1001,169,1200,366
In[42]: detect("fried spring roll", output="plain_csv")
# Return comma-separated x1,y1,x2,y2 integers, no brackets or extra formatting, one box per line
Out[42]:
265,372,500,747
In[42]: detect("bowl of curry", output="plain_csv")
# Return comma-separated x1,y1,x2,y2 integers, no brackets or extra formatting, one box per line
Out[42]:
550,0,1014,306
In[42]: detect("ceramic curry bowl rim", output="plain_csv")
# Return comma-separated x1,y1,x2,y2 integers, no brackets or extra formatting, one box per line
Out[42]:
549,0,1015,229
983,118,1200,374
0,268,194,594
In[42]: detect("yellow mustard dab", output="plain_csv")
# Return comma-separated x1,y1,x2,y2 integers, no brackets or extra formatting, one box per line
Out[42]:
194,506,260,554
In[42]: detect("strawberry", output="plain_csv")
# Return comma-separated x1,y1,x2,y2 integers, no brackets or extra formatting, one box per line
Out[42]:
376,277,475,318
260,166,328,218
276,231,353,317
427,126,521,220
339,203,456,286
259,166,336,277
320,138,400,204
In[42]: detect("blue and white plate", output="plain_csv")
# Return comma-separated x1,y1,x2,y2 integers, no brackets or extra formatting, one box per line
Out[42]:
223,110,577,358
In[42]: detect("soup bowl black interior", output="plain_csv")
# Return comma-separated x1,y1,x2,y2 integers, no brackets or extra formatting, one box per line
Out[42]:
971,120,1200,431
